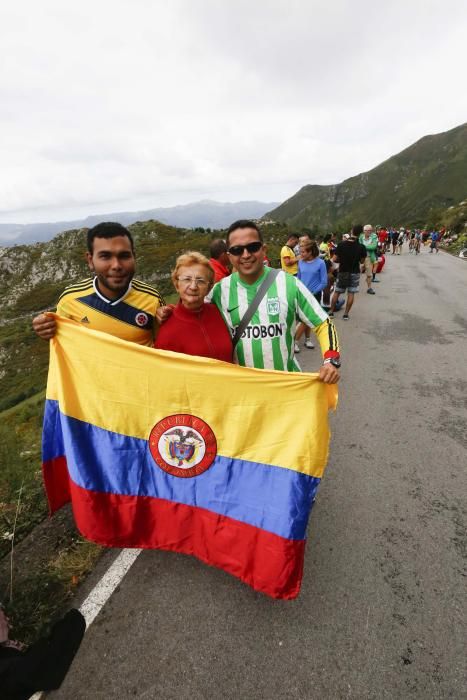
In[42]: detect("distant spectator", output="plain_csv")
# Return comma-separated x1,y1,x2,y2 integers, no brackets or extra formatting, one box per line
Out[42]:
359,224,379,292
293,238,301,258
319,234,332,260
396,228,405,255
378,227,389,253
328,233,338,255
209,239,231,281
280,234,300,275
390,228,400,254
329,224,367,320
322,234,337,308
299,233,313,246
429,230,440,253
376,252,386,273
294,240,328,351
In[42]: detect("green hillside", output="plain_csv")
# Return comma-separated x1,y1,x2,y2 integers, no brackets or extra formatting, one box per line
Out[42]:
266,122,467,230
429,198,467,254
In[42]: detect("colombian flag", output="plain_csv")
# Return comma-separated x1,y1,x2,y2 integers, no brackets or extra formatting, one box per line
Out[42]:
42,316,337,599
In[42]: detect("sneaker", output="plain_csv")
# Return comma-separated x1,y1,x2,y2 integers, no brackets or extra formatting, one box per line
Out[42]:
343,314,349,320
294,342,300,353
367,288,375,295
305,339,315,349
372,279,380,283
328,311,334,317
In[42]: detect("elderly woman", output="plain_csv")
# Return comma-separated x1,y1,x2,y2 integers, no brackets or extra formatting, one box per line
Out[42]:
154,251,233,362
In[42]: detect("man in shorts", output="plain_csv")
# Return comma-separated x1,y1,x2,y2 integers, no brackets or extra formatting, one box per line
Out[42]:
429,230,439,253
390,228,399,254
328,225,367,320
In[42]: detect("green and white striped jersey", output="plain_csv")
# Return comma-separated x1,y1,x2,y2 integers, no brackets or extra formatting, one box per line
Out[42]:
210,267,336,372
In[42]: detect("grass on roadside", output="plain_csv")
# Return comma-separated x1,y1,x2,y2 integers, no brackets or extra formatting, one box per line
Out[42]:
443,232,467,256
0,397,47,558
0,391,104,645
3,536,103,645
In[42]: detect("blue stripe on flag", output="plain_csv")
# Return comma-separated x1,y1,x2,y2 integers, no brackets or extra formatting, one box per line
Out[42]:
45,400,320,540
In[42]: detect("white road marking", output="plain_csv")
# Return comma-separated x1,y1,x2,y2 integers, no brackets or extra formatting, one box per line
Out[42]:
30,547,142,699
79,548,142,626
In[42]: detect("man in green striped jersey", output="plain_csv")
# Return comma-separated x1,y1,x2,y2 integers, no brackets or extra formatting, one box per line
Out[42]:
210,220,340,383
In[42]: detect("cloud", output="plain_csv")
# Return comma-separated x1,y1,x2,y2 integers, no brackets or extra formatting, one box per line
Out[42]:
0,0,466,222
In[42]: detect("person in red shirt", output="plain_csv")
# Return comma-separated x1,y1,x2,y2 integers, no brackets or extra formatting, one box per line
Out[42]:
208,239,230,282
155,251,232,362
378,227,389,253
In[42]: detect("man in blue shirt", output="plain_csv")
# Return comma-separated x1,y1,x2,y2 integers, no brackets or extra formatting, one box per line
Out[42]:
429,231,439,253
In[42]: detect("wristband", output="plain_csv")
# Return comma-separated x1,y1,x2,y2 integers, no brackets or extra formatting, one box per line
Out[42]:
323,357,341,368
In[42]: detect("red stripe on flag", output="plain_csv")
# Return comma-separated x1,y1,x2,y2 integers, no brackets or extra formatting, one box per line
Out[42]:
42,456,71,513
69,481,306,599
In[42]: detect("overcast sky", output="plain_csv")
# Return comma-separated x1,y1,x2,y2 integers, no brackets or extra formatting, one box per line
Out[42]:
1,0,466,224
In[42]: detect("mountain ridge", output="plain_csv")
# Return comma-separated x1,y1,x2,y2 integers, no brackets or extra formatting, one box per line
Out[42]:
265,122,467,229
0,199,279,246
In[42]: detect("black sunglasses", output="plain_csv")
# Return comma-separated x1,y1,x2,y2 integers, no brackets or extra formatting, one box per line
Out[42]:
228,241,263,256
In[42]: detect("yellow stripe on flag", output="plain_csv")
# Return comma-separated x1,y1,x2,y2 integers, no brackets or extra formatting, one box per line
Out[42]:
47,316,337,478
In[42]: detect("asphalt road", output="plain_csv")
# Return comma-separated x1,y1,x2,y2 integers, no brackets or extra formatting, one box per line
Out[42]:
52,248,466,699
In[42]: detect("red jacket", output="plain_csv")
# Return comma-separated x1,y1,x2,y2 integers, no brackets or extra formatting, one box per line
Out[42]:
154,302,232,363
209,258,230,282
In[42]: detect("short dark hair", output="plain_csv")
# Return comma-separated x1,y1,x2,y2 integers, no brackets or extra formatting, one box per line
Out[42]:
209,238,227,259
287,233,299,243
86,222,135,254
351,224,363,237
226,220,263,246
